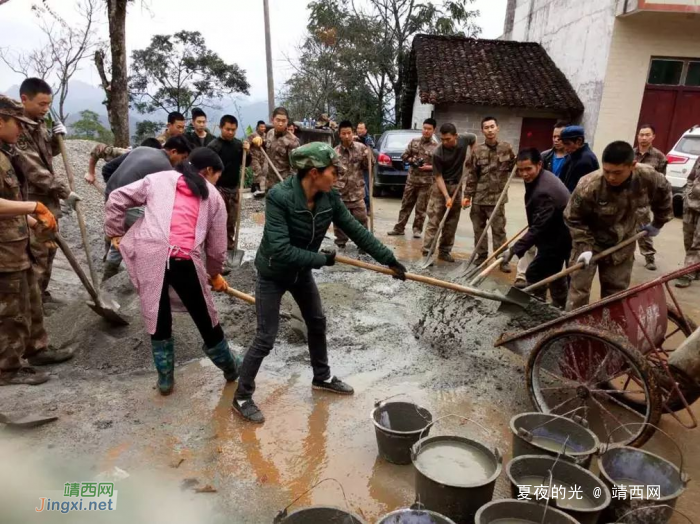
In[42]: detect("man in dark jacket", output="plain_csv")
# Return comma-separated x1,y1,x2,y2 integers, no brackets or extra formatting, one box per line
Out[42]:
185,108,215,148
232,142,407,423
501,149,572,308
559,126,600,193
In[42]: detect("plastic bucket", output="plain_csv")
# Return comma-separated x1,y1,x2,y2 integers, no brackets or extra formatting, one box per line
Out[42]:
377,507,456,523
597,424,689,524
510,412,599,468
475,499,580,524
507,454,610,524
278,506,366,524
371,401,432,465
411,416,502,524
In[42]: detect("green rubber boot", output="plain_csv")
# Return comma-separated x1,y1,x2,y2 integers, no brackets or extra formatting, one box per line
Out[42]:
151,338,175,395
102,261,120,282
203,340,241,382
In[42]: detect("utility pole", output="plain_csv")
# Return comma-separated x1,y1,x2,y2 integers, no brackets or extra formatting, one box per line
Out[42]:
263,0,275,118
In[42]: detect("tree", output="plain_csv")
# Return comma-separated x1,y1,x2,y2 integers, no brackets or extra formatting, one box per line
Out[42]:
130,30,250,115
283,0,480,130
68,109,114,143
94,0,130,148
131,120,161,145
0,0,101,121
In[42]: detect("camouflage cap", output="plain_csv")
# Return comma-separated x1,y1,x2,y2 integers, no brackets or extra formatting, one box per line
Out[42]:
289,142,340,171
0,95,35,125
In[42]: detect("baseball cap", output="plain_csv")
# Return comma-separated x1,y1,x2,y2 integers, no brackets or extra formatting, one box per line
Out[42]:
561,125,585,141
290,142,340,171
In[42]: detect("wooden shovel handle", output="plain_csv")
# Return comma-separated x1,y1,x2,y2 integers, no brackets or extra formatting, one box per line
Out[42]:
260,148,284,182
232,149,247,253
224,287,256,305
524,231,648,293
335,254,514,303
465,225,528,279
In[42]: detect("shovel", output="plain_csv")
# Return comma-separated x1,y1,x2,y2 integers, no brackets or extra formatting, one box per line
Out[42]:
336,254,520,305
0,412,58,429
260,148,285,183
228,149,247,267
53,233,130,326
458,165,518,276
54,132,100,290
367,148,375,234
498,231,648,314
461,225,528,281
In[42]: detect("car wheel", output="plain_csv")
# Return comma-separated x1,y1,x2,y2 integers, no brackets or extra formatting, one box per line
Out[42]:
673,195,684,217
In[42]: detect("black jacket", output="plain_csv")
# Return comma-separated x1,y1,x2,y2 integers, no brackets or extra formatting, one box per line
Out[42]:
186,130,216,148
208,137,251,189
559,143,599,193
541,148,556,173
512,169,572,257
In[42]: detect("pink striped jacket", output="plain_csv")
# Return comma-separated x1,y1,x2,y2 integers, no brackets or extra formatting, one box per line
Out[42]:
105,171,228,334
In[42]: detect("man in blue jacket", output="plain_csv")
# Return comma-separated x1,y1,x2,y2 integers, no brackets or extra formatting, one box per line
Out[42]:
559,126,600,193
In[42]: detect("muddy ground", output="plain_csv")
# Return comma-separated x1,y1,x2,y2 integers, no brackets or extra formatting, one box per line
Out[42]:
0,140,697,523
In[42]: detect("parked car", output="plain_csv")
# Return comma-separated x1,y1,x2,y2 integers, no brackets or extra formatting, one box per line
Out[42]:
666,125,700,216
373,129,431,196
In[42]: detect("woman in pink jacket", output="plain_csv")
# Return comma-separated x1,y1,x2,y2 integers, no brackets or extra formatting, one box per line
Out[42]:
105,148,236,395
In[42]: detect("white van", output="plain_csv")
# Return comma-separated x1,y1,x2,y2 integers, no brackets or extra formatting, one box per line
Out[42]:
666,125,700,214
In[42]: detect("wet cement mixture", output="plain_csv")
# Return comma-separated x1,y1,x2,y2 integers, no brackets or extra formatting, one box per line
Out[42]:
1,141,695,523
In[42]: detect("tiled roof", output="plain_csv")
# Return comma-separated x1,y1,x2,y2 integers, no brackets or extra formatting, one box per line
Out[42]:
409,34,584,113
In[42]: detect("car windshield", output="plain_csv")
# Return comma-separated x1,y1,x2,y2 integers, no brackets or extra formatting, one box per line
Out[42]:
676,136,700,156
383,132,420,150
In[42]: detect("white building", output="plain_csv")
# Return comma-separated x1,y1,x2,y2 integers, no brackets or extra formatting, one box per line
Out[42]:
503,0,700,155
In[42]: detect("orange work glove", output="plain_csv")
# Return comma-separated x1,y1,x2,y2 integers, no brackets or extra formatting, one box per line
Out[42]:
210,274,229,292
111,237,122,251
462,197,472,209
33,202,57,232
252,136,263,148
445,197,453,209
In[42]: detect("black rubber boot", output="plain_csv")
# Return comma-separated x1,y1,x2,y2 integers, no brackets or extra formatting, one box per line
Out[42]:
102,262,120,282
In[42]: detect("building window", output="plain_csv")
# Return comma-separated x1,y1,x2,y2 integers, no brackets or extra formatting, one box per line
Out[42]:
648,58,700,86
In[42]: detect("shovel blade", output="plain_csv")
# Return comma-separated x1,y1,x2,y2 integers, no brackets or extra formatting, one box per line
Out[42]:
0,413,58,429
227,249,245,268
497,286,533,315
87,300,130,326
420,255,435,269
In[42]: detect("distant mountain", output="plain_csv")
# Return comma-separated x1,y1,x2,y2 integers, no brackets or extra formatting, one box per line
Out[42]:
2,80,269,140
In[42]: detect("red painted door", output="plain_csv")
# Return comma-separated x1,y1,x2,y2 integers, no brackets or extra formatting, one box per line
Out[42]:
637,86,700,153
519,118,558,152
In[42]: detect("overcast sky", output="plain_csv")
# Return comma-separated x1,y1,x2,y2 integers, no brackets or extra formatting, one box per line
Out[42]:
0,0,507,102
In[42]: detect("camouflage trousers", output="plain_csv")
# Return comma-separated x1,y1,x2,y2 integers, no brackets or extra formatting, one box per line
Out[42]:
334,201,368,248
0,268,48,371
470,204,507,261
566,250,634,311
637,207,655,258
682,207,700,267
392,180,432,234
266,167,286,191
218,187,240,250
251,157,267,191
28,195,61,295
422,183,463,256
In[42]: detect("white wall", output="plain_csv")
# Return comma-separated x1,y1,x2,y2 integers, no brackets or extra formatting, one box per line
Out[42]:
411,92,434,130
594,12,700,155
507,0,618,146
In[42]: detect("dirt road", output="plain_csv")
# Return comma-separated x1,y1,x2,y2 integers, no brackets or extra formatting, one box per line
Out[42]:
0,153,697,523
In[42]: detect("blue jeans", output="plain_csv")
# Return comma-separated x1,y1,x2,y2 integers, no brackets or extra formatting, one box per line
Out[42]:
105,207,144,266
235,270,330,400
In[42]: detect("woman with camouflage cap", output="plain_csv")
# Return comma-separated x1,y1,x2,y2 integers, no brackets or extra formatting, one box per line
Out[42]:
233,142,406,423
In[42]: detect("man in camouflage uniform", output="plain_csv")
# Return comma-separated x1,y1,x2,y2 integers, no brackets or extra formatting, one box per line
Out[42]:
264,107,300,191
333,121,369,249
422,123,477,263
248,120,268,198
84,142,130,186
464,116,516,271
565,141,673,311
14,78,78,300
634,124,668,271
156,111,186,145
0,95,73,386
676,157,700,288
388,118,438,238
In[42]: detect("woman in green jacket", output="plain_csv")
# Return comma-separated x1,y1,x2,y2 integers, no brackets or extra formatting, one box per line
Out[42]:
233,142,406,423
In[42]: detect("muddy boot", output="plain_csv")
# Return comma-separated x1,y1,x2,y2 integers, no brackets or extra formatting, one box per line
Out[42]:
474,255,488,267
387,228,404,236
202,340,240,382
0,367,50,386
438,252,455,263
151,338,175,395
232,398,265,423
102,262,120,282
644,256,657,271
312,376,354,395
675,276,693,289
500,259,512,273
26,348,74,366
413,229,422,239
513,278,527,290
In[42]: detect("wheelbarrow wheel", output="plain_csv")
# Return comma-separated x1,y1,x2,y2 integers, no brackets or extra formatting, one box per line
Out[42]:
526,325,662,447
610,305,700,414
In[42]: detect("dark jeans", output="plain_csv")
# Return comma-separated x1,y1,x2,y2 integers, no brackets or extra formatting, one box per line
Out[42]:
526,246,571,307
236,270,330,401
153,258,225,348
